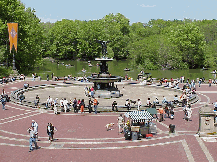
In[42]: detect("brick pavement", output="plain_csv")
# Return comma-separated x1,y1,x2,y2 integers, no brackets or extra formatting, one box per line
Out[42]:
0,80,217,161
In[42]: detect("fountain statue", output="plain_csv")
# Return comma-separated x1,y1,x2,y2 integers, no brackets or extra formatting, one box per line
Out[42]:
87,40,122,98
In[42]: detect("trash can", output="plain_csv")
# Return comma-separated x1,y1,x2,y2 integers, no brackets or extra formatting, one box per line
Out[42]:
169,124,175,133
131,131,139,140
124,129,131,140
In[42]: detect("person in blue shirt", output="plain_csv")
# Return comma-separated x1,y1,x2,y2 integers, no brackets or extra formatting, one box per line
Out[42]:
1,95,6,110
162,96,168,104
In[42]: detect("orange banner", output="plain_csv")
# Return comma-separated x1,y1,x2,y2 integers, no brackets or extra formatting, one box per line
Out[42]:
7,23,18,53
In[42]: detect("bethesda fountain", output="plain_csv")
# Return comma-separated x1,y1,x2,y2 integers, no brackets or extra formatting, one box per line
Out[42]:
87,40,122,98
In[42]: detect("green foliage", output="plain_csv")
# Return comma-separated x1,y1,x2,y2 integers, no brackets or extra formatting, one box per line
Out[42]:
45,13,130,60
0,0,44,75
1,1,217,74
168,22,206,68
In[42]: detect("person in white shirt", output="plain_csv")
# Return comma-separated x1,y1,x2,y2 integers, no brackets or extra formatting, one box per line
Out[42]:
155,98,159,104
46,96,53,108
137,99,142,110
59,98,64,110
117,114,124,134
32,73,35,81
125,99,130,111
147,98,151,107
31,120,38,140
63,98,69,113
185,104,192,121
53,98,58,114
28,126,38,152
162,96,168,104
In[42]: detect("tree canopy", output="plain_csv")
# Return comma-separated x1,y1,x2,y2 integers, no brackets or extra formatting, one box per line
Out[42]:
1,0,217,77
0,0,44,75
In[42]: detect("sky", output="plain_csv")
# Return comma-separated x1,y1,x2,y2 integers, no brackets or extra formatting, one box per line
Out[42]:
20,0,217,24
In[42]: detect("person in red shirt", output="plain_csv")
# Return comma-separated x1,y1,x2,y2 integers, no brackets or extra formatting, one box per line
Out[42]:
209,79,212,87
171,78,173,83
93,98,98,114
90,86,94,98
158,107,165,122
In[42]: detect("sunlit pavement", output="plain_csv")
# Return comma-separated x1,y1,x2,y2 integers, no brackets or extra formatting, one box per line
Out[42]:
0,80,217,162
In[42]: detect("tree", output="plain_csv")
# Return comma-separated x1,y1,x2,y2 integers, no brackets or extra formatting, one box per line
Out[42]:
0,0,44,74
168,22,206,68
101,13,130,59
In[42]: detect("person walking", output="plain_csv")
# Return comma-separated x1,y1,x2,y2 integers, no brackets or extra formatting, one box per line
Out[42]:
117,114,124,134
93,98,98,114
47,74,49,81
186,104,192,121
137,99,142,111
34,95,40,108
47,123,56,142
32,120,39,140
27,126,39,152
1,95,6,110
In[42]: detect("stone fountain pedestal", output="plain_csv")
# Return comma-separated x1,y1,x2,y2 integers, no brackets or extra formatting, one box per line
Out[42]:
87,58,122,98
198,105,217,137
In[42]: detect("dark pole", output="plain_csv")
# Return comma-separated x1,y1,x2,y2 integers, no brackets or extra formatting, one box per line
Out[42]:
12,49,16,70
6,40,8,68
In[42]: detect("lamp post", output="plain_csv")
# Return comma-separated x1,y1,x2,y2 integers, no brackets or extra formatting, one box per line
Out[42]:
12,52,15,70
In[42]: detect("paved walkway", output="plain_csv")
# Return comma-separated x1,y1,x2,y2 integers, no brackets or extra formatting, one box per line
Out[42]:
0,80,217,162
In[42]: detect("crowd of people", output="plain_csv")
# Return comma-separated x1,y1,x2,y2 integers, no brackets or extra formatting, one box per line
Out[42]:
1,73,217,154
42,95,99,114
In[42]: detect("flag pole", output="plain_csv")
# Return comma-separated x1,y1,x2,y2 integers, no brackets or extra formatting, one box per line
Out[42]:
12,51,15,70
